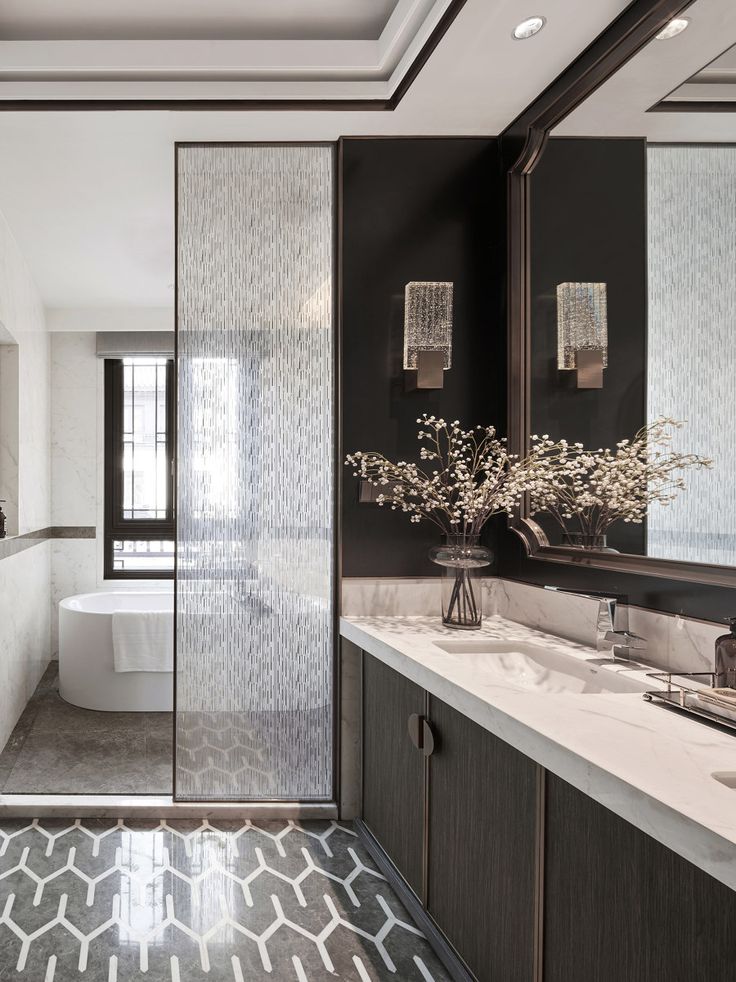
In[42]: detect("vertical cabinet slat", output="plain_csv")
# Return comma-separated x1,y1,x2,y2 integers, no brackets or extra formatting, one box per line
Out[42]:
362,654,425,896
426,696,538,982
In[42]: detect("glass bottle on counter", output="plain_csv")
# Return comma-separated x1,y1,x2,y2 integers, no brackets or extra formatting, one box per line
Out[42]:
715,618,736,688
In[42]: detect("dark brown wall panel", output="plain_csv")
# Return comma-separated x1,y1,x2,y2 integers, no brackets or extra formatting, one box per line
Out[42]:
340,137,504,577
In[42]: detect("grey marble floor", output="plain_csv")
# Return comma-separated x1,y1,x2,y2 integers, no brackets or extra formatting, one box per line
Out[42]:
0,818,449,981
0,665,173,794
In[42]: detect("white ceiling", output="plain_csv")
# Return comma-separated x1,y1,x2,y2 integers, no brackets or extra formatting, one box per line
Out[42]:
0,0,399,41
555,0,736,140
0,0,631,309
0,0,455,96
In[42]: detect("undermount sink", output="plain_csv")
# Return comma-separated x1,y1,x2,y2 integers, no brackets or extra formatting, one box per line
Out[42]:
712,772,736,790
432,639,649,695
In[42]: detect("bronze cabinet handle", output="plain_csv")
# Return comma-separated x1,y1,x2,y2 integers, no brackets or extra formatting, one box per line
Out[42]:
407,714,435,756
421,717,435,757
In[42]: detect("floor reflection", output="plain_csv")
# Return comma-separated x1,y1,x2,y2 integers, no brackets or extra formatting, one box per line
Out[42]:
0,819,449,981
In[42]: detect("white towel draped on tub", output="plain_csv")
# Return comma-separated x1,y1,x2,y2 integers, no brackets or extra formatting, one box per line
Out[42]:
112,611,174,673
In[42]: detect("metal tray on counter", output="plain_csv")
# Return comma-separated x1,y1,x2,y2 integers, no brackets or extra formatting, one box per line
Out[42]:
644,671,736,734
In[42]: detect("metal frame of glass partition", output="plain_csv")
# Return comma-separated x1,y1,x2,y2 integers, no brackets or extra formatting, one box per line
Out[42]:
498,0,736,590
173,142,340,804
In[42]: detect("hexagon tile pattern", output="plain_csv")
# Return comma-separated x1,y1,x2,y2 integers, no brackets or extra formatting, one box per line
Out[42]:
0,819,450,981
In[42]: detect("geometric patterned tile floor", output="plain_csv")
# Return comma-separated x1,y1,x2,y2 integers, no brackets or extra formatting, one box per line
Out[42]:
0,819,451,981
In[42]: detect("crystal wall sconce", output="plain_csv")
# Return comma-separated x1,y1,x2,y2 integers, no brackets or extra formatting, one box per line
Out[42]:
556,282,608,389
403,281,453,389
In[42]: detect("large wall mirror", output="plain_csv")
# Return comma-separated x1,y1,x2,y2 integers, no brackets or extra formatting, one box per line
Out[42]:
509,0,736,587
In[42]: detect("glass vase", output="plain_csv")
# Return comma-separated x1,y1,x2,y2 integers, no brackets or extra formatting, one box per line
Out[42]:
429,534,492,630
561,531,618,553
562,531,608,550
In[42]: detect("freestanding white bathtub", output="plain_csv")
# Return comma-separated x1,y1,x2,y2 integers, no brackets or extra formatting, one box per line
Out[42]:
59,592,174,712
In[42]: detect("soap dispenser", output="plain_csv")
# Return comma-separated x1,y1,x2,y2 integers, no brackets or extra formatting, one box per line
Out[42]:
715,618,736,688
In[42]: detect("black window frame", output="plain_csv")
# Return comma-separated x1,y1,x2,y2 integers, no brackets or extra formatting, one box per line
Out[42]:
104,357,175,579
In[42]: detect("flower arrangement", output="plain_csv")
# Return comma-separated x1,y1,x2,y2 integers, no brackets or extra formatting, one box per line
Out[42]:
346,415,559,627
346,415,712,625
346,415,556,535
528,417,712,545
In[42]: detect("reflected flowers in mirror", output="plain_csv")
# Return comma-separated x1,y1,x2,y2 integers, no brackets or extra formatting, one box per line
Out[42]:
528,417,713,549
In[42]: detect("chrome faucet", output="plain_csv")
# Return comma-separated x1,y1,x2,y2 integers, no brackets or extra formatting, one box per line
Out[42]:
544,587,647,662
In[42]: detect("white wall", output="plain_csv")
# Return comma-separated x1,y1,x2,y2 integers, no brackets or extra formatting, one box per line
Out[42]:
0,207,51,749
50,332,99,652
49,321,174,653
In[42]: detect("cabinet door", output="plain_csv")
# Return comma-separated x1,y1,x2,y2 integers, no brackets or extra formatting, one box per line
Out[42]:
362,653,426,896
427,697,539,982
544,773,736,982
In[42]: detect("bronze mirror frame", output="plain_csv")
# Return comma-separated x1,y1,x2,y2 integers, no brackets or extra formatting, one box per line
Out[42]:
502,0,736,589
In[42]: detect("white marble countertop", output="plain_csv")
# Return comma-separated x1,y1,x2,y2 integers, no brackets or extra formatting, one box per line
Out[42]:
340,614,736,892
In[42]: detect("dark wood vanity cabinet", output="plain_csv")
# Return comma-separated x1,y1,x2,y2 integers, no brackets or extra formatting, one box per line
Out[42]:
426,696,538,982
361,653,539,981
362,654,426,896
544,774,736,982
360,652,736,982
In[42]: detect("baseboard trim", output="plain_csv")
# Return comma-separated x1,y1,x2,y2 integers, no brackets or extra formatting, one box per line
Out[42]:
0,795,339,819
355,818,475,982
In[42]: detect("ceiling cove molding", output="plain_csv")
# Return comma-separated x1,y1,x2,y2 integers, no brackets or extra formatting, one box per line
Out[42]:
650,99,736,111
0,0,466,110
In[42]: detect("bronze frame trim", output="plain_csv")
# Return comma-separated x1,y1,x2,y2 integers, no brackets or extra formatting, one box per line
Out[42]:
533,765,546,982
0,0,468,112
498,0,736,589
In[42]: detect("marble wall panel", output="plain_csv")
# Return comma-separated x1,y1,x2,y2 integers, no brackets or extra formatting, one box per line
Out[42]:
0,542,51,749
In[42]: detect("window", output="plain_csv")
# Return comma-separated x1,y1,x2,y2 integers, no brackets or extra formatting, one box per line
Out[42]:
104,357,175,578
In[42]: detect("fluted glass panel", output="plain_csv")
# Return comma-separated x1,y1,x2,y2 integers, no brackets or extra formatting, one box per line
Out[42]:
175,145,334,800
647,146,736,565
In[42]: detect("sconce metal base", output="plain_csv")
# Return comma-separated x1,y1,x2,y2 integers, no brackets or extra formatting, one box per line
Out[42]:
359,480,399,503
405,350,445,390
575,349,604,389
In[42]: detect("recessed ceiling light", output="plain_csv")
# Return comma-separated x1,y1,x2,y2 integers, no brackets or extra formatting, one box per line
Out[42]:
655,17,689,40
512,16,546,40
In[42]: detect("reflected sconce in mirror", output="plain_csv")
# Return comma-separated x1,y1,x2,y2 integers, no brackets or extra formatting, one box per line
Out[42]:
403,281,453,389
556,282,608,389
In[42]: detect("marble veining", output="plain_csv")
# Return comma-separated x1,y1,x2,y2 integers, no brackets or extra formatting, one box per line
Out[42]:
0,201,52,756
492,578,719,674
341,614,736,894
343,576,723,674
0,544,51,752
50,332,98,530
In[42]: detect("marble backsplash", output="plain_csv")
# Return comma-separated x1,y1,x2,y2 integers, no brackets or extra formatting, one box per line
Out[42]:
342,576,722,674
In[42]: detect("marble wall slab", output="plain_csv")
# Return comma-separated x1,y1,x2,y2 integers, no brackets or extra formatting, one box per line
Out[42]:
489,579,720,675
0,542,51,751
341,577,442,618
341,576,723,676
50,537,98,655
0,342,19,536
0,207,50,535
48,333,99,651
50,332,97,527
0,204,52,750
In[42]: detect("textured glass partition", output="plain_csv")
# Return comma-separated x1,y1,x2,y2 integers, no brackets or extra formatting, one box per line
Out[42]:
176,145,334,800
647,146,736,566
